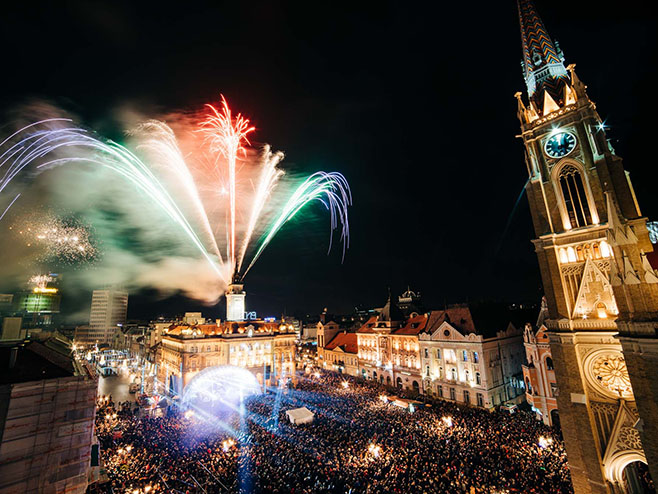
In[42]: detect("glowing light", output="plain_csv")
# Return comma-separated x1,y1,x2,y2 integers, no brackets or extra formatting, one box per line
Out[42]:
341,381,349,389
442,416,453,427
0,100,351,284
183,365,261,411
222,438,236,452
368,443,381,458
32,287,58,294
538,436,553,448
379,395,388,403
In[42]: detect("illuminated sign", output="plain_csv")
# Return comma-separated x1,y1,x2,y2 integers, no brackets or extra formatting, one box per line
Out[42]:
33,287,58,294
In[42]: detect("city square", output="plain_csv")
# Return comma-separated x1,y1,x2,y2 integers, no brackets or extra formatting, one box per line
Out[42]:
1,1,658,493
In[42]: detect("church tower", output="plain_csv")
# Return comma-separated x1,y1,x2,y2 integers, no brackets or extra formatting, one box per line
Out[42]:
515,1,658,492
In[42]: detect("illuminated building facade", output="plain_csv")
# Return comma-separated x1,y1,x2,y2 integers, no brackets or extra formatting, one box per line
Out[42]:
418,308,526,409
516,1,658,490
226,282,246,321
522,298,559,426
351,296,527,406
157,319,296,394
13,275,61,328
319,331,359,376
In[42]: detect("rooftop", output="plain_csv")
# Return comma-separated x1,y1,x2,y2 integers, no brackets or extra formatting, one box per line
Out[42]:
0,339,77,385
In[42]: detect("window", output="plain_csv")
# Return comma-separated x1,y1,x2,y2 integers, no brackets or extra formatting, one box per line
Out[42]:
463,390,470,404
424,348,429,358
476,372,481,385
449,387,456,400
451,368,457,380
473,351,479,363
546,357,554,370
462,350,468,362
438,385,443,398
436,349,441,359
477,393,484,407
558,164,592,228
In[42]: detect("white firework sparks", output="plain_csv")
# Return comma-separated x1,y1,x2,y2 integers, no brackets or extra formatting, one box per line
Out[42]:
11,213,97,263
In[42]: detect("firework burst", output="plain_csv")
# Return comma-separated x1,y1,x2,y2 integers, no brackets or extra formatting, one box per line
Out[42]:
10,212,97,264
0,96,351,289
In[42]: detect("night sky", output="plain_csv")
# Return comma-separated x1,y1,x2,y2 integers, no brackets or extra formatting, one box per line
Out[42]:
1,1,657,321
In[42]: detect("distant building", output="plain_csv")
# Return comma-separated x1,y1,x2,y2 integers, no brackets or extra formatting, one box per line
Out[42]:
13,275,61,328
79,289,128,346
0,336,97,493
321,331,359,376
157,318,296,395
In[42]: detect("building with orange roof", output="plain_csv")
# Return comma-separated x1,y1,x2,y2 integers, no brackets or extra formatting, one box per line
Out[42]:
156,316,296,395
321,331,359,376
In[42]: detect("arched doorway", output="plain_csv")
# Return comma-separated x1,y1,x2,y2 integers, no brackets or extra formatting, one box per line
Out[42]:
412,381,420,393
550,409,560,429
606,452,655,494
396,377,402,389
379,375,384,384
386,375,392,386
622,461,655,494
373,371,377,381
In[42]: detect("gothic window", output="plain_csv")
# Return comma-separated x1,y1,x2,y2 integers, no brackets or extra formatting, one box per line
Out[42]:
600,240,611,257
567,247,577,263
558,164,593,228
592,243,601,259
576,245,584,261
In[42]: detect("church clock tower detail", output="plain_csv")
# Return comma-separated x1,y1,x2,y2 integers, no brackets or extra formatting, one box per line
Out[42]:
515,1,658,492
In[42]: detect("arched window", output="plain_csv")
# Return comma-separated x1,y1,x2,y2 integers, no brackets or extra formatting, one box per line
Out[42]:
592,243,601,259
559,248,568,263
600,240,611,258
546,357,554,370
558,164,593,228
567,247,577,263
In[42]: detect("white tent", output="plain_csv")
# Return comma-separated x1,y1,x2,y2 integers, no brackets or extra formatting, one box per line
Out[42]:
286,407,314,425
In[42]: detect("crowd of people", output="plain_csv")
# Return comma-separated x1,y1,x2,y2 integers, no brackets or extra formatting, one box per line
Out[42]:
94,371,573,493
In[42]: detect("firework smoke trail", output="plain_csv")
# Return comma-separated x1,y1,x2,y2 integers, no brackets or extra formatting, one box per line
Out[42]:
236,145,285,273
132,120,222,263
243,172,352,277
0,121,226,281
200,96,255,277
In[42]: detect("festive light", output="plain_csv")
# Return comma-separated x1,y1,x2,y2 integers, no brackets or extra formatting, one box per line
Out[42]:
368,443,381,458
0,98,352,283
442,416,453,427
538,436,553,448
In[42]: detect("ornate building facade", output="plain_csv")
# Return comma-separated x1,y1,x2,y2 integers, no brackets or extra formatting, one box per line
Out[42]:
522,300,559,426
157,319,296,395
516,1,658,491
351,295,527,407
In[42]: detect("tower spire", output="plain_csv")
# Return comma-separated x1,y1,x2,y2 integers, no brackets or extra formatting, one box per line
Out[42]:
517,0,569,107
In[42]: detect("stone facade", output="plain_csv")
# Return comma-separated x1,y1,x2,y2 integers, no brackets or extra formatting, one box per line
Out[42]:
516,1,658,490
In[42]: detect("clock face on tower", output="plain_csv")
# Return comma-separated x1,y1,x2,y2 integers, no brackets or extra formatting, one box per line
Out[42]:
544,131,577,158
